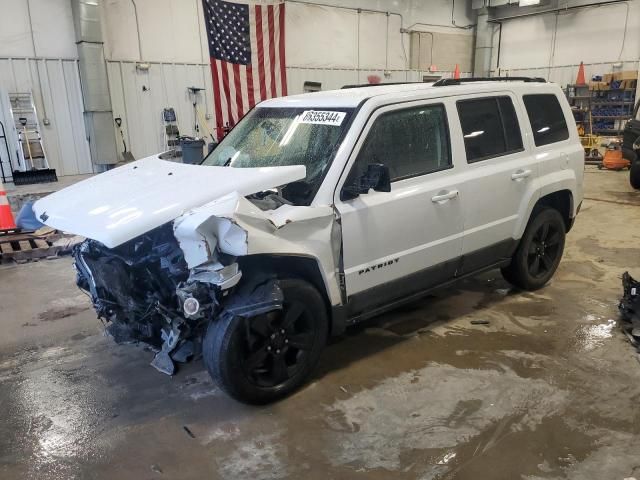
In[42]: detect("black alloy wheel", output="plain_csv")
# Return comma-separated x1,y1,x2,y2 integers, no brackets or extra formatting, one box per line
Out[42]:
241,301,316,388
203,279,328,404
501,208,566,291
526,221,563,280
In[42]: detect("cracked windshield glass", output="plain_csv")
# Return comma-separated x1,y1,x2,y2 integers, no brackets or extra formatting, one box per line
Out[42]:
203,107,354,203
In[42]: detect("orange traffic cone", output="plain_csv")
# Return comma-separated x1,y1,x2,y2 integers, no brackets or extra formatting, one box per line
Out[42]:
576,61,586,85
453,64,461,79
0,180,16,230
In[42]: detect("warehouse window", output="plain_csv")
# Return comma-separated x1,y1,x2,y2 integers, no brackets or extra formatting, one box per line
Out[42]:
457,96,523,163
352,104,451,182
523,94,569,146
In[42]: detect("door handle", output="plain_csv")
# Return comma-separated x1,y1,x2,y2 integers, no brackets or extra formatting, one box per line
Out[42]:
511,169,532,180
431,190,459,203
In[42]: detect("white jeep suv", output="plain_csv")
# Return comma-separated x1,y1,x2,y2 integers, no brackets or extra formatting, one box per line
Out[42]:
34,78,584,403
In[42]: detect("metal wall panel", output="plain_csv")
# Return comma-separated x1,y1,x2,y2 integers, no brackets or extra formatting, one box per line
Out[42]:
0,58,93,177
105,62,462,161
106,61,216,160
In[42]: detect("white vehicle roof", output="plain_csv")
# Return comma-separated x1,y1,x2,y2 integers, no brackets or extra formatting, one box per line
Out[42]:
260,80,559,109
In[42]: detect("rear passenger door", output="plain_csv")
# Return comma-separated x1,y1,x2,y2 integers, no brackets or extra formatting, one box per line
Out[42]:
455,93,539,273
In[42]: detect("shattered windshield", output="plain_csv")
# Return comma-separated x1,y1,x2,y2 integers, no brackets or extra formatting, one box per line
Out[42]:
202,107,354,204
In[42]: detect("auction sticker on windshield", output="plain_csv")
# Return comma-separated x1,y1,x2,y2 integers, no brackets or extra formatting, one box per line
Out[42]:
300,110,346,126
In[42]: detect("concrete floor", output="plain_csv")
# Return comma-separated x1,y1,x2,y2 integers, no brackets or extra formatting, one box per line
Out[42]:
2,167,640,480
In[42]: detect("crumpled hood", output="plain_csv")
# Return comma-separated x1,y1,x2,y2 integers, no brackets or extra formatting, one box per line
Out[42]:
33,155,306,248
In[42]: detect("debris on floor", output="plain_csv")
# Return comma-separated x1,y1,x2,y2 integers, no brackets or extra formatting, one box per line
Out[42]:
618,272,640,352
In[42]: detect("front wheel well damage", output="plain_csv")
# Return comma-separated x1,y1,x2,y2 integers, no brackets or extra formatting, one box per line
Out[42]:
236,254,336,335
534,190,573,232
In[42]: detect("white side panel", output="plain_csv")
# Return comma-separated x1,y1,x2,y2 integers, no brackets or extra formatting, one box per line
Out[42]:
284,68,461,96
285,3,358,69
0,58,92,177
106,61,216,160
358,12,389,70
0,0,76,59
102,0,204,64
493,1,640,77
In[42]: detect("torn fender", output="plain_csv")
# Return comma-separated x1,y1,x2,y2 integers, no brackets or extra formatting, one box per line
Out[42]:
173,192,342,305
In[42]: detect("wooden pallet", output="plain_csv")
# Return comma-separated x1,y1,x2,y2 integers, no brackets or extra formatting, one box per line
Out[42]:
0,235,61,262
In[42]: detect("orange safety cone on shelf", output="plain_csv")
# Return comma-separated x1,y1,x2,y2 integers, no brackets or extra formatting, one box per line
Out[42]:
0,180,16,230
576,61,586,85
453,64,461,79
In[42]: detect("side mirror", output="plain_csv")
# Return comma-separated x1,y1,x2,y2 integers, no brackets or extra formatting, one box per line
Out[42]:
341,163,391,200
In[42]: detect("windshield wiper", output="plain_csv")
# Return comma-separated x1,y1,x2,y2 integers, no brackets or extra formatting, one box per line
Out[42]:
222,157,232,167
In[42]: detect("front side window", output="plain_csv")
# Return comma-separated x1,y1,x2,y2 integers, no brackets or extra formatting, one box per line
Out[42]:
203,107,354,204
523,94,570,146
457,96,523,163
350,104,451,182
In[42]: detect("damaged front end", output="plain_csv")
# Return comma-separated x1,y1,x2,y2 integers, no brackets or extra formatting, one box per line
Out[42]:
73,222,241,375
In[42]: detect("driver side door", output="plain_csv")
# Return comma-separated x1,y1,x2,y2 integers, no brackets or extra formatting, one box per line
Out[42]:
334,101,465,318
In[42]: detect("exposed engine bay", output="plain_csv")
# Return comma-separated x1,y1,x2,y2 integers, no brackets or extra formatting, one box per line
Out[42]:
74,223,224,375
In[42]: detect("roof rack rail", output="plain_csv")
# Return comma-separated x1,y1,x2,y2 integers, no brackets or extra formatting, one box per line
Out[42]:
432,76,546,87
341,82,424,89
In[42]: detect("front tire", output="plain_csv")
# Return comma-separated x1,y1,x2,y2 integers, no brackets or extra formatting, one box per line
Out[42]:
501,208,566,291
203,279,328,404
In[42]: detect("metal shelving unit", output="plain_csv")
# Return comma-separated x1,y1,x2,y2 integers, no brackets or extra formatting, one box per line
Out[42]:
566,84,637,137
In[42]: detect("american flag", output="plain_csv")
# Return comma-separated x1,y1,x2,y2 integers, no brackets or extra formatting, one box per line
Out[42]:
202,0,288,140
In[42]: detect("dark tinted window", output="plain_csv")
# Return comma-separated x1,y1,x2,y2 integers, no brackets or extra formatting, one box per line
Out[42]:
523,94,569,146
457,96,523,162
353,104,451,181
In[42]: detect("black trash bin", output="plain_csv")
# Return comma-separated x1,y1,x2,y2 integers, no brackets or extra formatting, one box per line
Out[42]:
180,138,205,164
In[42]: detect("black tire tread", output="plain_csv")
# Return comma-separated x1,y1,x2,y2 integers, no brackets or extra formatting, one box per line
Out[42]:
501,207,566,291
203,278,328,404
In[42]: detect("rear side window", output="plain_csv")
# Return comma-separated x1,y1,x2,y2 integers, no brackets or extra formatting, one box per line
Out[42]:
523,94,569,146
457,96,523,163
353,104,451,182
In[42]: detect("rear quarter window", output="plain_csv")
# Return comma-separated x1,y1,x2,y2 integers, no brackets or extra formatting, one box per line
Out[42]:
523,94,570,146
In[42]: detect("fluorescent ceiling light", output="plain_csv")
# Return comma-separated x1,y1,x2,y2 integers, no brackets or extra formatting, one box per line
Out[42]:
519,0,541,6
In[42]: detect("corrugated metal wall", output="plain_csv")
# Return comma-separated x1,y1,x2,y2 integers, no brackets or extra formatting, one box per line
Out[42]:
0,58,93,178
104,63,461,160
106,61,216,160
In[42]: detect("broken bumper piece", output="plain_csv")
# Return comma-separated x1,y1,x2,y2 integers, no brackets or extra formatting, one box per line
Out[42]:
72,223,247,376
619,271,640,350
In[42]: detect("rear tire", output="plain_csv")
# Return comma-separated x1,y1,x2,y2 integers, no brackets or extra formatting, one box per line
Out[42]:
630,161,640,190
203,279,328,404
501,208,566,291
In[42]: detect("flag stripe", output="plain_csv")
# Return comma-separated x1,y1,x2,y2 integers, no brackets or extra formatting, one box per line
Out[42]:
210,58,223,139
248,8,261,104
246,65,256,108
227,61,238,122
278,4,287,96
255,5,268,101
267,6,277,98
272,5,282,96
232,63,244,118
220,60,234,126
